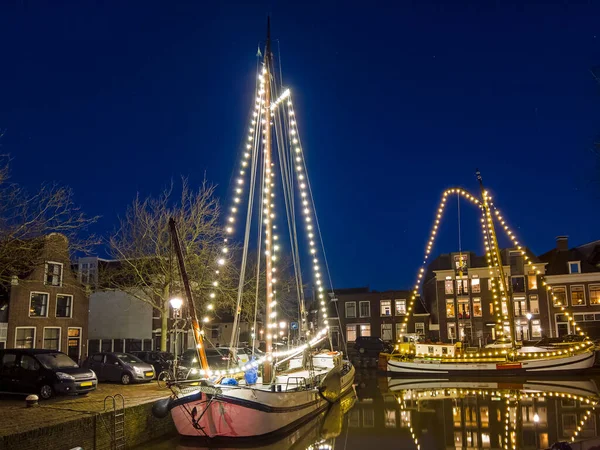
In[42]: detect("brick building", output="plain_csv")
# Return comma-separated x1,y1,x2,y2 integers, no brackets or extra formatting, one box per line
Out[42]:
423,249,550,345
538,236,600,338
327,287,430,348
0,233,88,362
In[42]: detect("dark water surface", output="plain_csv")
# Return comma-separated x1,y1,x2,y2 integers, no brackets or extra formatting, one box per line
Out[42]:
137,370,600,449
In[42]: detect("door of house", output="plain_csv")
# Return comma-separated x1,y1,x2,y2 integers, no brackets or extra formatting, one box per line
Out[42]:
557,323,570,337
67,328,81,363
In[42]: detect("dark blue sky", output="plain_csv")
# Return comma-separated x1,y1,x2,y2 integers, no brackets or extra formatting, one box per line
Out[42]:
1,1,599,291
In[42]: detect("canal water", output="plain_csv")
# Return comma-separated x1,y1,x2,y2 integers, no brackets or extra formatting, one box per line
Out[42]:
137,370,600,449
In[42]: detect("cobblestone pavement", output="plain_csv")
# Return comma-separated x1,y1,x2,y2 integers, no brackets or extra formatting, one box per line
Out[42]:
0,381,171,437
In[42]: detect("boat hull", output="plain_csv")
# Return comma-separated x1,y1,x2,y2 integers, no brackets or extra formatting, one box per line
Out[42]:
170,364,355,439
386,350,595,376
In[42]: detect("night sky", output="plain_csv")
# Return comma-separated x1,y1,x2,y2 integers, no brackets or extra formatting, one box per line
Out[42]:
1,1,599,291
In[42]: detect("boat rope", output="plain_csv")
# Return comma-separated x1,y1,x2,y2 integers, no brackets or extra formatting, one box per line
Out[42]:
288,93,346,353
228,60,263,357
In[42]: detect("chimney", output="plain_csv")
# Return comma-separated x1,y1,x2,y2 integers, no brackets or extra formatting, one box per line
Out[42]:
556,236,569,251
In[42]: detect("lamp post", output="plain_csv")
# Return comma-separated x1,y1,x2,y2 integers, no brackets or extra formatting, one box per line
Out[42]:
170,297,183,375
279,321,288,349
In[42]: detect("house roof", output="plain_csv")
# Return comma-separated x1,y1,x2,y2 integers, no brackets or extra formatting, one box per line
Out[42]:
538,241,600,275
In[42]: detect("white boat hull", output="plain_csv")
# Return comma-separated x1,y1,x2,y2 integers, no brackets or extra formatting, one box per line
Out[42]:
387,349,595,376
170,364,355,439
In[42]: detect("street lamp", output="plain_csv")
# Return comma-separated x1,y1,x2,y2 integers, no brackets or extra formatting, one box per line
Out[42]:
533,413,539,423
526,313,533,321
170,297,183,374
533,412,540,448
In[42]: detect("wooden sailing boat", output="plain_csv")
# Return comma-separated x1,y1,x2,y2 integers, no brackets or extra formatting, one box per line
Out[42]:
383,171,595,375
152,18,355,440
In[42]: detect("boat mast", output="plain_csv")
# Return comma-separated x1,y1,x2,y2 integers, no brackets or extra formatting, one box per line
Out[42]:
263,17,274,384
476,171,516,350
168,218,210,373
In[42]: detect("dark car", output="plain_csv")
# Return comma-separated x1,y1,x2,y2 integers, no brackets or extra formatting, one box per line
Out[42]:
0,349,97,399
83,352,155,385
354,336,393,355
129,351,174,378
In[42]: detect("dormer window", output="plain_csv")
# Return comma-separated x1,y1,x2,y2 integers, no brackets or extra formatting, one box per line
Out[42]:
568,261,581,274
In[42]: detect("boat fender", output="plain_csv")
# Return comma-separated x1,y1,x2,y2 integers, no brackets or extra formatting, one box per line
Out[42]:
151,397,173,419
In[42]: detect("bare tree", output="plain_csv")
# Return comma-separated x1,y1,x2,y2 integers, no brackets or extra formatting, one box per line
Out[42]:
106,178,303,351
0,157,98,286
107,178,238,351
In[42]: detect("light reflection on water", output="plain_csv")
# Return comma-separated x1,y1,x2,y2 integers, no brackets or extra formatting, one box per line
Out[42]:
140,370,600,450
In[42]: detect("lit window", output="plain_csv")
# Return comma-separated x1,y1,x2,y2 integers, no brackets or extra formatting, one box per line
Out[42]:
447,322,457,340
528,271,538,290
345,302,356,318
360,324,371,337
346,325,357,342
501,302,508,316
473,298,482,317
553,286,567,307
56,295,73,318
45,262,63,287
513,297,526,317
489,302,494,315
380,300,392,316
446,299,455,318
394,299,406,315
457,279,468,294
562,413,577,435
531,319,542,338
529,295,539,314
590,285,600,305
568,261,581,274
458,299,470,319
395,323,404,340
445,280,454,294
415,322,425,335
15,327,35,348
571,285,585,306
384,409,397,428
471,278,481,293
359,301,370,318
488,279,493,290
29,292,49,317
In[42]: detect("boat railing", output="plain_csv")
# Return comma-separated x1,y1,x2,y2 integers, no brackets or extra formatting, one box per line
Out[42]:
285,376,307,391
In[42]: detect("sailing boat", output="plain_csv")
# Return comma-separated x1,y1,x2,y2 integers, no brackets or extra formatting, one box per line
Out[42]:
383,171,595,375
152,19,355,440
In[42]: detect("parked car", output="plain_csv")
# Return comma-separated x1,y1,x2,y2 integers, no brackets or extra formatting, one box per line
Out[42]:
129,351,174,379
0,349,97,399
83,352,155,385
354,336,393,355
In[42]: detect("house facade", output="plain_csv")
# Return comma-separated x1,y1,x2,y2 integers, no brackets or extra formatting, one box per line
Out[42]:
327,287,430,348
2,234,88,362
423,249,550,345
539,237,600,338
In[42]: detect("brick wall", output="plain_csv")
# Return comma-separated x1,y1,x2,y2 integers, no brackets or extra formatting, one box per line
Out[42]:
6,234,89,361
0,400,176,450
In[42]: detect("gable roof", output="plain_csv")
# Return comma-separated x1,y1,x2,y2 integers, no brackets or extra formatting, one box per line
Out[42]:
538,241,600,275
